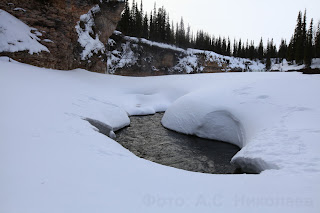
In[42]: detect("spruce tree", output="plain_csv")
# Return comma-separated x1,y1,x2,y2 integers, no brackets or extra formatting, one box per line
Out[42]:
266,56,271,71
117,0,131,35
216,37,222,54
265,40,272,70
238,39,242,57
134,1,143,37
294,11,306,64
249,41,255,60
149,12,154,40
304,19,314,67
287,37,295,62
269,39,277,58
278,39,288,62
165,15,172,43
315,22,320,58
233,39,238,57
222,38,227,55
142,13,149,39
227,38,231,56
186,25,191,46
171,21,175,44
179,17,186,47
258,38,264,60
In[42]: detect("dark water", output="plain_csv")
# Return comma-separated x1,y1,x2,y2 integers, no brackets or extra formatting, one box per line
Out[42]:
115,113,242,174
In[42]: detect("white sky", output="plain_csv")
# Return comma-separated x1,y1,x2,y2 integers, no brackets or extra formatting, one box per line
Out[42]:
129,0,320,46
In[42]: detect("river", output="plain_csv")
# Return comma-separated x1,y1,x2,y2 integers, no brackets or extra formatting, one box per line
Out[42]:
115,113,242,174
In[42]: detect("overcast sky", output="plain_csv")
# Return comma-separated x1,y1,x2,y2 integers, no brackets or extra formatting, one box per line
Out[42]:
128,0,320,46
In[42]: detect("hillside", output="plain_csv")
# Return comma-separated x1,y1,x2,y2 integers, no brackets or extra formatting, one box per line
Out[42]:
107,31,320,76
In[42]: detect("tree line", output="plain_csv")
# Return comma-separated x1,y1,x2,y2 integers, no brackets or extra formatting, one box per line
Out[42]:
117,0,320,68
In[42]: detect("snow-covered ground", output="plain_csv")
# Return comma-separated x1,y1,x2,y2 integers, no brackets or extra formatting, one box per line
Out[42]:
1,57,320,213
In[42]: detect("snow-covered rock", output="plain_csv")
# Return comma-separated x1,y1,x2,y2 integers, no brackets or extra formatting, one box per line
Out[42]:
76,5,105,60
0,9,49,54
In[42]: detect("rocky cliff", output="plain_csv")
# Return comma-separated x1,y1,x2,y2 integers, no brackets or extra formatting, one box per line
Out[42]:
107,32,265,76
0,0,125,73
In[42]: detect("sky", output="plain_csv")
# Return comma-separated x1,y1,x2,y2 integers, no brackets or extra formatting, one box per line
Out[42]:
128,0,320,46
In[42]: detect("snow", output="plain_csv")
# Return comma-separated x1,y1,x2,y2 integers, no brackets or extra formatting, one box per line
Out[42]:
13,8,26,12
42,39,53,43
75,5,105,60
311,58,320,69
271,59,305,71
270,59,320,71
1,57,320,213
107,41,138,74
0,9,49,54
174,54,201,73
162,74,320,174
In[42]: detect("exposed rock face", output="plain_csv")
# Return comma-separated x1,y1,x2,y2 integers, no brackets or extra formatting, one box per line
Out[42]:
0,0,124,73
108,33,188,76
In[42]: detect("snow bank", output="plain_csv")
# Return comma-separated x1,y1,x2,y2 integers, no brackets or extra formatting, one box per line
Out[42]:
311,58,320,69
271,59,320,71
162,73,320,174
1,58,320,213
0,9,49,54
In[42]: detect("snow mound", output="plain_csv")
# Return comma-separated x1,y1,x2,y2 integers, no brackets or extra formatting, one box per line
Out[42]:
0,9,49,54
195,110,245,147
